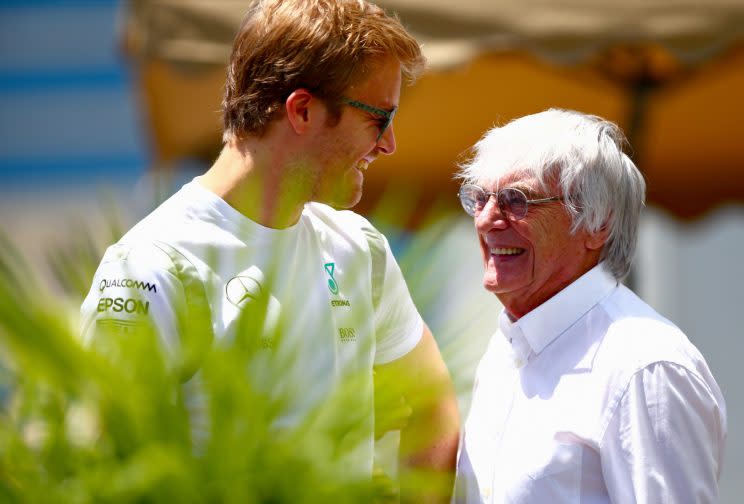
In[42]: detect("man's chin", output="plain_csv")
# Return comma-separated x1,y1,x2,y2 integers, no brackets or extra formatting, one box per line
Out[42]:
482,272,511,295
336,190,363,209
326,185,363,209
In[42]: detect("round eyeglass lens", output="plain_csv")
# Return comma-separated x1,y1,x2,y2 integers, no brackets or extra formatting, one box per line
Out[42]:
499,188,529,220
459,184,489,216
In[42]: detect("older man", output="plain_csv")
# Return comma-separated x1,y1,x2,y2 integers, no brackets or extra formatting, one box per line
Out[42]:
453,109,726,503
81,0,458,499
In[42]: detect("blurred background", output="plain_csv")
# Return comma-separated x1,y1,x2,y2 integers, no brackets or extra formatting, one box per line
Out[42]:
0,0,742,500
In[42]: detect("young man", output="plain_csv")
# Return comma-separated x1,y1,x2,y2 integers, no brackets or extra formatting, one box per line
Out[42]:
453,109,727,503
81,0,459,499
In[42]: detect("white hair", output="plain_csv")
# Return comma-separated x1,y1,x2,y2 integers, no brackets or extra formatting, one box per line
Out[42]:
457,108,646,280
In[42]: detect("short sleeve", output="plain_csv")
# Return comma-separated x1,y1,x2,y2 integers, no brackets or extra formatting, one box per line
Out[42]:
80,242,210,378
369,232,423,365
600,361,727,503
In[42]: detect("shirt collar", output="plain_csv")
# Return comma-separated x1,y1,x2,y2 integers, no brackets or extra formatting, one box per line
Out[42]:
500,263,618,364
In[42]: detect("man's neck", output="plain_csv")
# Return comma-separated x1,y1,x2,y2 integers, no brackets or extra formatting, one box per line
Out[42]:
499,259,602,321
200,139,311,229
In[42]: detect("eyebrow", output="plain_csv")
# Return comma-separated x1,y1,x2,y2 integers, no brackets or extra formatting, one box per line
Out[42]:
502,181,533,192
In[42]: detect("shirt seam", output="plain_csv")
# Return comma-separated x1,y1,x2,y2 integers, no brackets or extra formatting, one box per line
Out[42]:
597,360,716,449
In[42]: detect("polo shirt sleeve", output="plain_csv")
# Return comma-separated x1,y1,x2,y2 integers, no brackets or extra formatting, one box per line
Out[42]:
370,232,424,365
600,361,727,503
80,242,210,379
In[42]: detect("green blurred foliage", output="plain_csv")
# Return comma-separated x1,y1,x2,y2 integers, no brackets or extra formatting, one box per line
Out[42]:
0,195,468,503
0,234,391,502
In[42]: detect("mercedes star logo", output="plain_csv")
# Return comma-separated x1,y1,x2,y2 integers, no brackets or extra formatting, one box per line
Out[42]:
225,266,265,308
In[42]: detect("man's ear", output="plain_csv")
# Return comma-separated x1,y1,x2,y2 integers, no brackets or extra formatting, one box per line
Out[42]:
285,88,315,135
585,224,610,251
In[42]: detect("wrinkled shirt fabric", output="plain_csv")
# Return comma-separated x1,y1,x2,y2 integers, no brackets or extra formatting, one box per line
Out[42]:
454,264,726,503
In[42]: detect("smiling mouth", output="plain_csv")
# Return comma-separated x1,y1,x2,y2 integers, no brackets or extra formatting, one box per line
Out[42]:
490,247,525,256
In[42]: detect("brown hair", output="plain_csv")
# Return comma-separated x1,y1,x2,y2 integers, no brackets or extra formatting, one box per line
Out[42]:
222,0,425,141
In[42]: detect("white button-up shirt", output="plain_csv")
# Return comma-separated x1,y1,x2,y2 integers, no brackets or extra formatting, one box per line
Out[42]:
454,264,727,503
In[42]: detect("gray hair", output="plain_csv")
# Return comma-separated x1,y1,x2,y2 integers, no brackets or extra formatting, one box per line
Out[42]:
457,108,646,280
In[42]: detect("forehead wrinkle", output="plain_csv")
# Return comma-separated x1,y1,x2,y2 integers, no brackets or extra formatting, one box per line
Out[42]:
507,169,556,195
481,169,534,192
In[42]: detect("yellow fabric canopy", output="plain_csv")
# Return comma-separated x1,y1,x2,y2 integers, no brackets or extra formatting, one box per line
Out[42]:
125,0,744,219
127,0,744,67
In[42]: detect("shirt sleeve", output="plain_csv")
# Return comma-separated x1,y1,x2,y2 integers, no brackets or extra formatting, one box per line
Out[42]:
79,242,201,377
601,361,727,503
371,233,424,365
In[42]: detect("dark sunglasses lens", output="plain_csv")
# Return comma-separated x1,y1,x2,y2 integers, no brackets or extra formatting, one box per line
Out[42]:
377,118,392,140
378,108,396,140
500,188,528,219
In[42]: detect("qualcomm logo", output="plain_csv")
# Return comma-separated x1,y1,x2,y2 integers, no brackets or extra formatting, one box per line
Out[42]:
99,278,157,293
225,266,265,308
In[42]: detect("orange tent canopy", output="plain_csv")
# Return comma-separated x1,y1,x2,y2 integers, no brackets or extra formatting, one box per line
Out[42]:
126,0,744,219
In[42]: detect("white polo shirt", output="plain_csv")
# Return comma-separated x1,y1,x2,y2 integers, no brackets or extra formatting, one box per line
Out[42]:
454,263,726,503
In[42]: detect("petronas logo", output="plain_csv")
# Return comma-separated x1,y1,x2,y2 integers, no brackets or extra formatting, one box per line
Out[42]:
324,262,339,295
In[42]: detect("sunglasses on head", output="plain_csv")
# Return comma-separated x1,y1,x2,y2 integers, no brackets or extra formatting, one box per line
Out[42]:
458,183,564,220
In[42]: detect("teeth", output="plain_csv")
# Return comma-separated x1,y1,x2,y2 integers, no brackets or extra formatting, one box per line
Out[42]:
490,248,522,255
357,160,369,172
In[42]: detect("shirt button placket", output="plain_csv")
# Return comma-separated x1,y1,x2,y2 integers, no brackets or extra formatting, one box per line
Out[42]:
489,368,519,503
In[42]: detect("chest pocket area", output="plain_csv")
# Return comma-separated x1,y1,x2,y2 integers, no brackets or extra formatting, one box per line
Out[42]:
507,441,583,503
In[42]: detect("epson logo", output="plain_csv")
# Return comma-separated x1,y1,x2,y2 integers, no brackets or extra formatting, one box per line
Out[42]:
97,297,150,315
99,278,157,293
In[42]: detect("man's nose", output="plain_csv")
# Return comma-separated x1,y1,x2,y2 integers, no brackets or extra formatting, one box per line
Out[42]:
475,196,508,232
377,124,396,155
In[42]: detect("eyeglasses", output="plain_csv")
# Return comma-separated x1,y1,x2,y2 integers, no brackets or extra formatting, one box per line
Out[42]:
458,183,564,220
342,98,397,141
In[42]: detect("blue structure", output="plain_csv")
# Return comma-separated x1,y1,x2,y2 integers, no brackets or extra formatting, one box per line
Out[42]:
0,1,148,192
